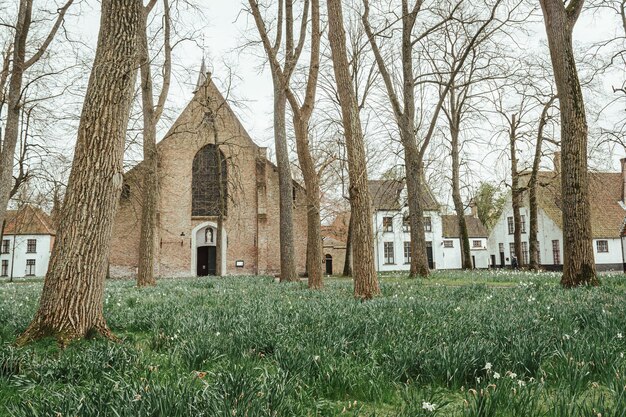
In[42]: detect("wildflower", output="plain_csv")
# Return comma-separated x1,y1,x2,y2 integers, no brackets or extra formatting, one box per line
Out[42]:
422,402,436,412
493,372,501,379
484,362,492,371
215,332,221,337
313,355,320,362
507,371,517,379
517,380,525,387
618,333,623,339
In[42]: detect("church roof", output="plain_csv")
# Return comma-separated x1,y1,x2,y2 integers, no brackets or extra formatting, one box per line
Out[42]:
441,215,489,238
368,179,439,211
2,205,55,236
519,170,626,239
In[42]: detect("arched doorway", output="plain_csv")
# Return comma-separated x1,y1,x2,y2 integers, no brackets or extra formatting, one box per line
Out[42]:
191,222,227,276
325,254,333,275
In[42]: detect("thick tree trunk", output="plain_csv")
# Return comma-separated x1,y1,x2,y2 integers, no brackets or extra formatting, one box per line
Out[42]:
539,0,598,287
137,7,158,287
449,92,472,270
0,0,30,237
509,114,524,268
293,120,323,288
342,211,353,276
327,0,379,299
272,81,298,282
404,141,430,277
16,0,141,346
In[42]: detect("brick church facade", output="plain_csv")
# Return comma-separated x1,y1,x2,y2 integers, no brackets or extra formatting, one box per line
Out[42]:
109,70,308,277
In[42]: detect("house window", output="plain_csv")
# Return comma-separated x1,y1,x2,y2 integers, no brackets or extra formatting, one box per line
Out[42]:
423,216,432,232
498,243,504,253
443,240,453,248
1,260,7,277
507,217,514,234
383,242,395,264
522,241,529,264
403,216,410,232
383,217,393,232
509,242,515,257
26,239,37,254
552,240,560,265
473,240,482,248
403,241,411,264
521,215,526,234
596,240,609,253
25,259,35,276
1,239,9,254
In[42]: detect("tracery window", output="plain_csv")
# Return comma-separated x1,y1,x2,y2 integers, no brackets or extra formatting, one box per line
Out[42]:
192,145,227,216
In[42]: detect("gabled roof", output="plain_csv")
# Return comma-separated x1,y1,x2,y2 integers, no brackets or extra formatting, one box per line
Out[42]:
368,179,439,211
520,170,626,239
2,205,55,236
442,215,489,238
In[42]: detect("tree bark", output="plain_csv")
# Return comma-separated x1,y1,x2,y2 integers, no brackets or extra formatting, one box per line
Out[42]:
528,96,557,271
539,0,597,287
16,0,142,346
509,113,524,268
449,86,472,270
136,5,158,287
342,211,353,276
327,0,379,299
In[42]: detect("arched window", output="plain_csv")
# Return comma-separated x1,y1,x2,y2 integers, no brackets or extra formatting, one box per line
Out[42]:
192,145,227,216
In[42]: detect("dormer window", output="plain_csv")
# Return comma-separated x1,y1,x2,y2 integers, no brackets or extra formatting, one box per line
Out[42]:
383,217,393,232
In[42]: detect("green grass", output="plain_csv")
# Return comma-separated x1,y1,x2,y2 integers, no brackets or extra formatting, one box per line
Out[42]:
1,272,625,416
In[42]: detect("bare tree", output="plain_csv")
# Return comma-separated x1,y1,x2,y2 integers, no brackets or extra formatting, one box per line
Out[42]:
539,0,598,287
247,0,304,282
0,0,74,244
136,0,172,287
327,0,379,299
17,0,142,345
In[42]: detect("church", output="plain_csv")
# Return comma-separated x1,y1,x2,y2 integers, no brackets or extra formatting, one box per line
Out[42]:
109,68,308,277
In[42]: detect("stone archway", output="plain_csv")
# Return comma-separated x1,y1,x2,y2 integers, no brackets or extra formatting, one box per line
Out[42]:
190,221,227,276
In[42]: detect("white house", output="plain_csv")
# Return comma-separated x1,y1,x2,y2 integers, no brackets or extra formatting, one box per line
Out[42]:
0,205,56,279
370,180,489,271
488,158,626,272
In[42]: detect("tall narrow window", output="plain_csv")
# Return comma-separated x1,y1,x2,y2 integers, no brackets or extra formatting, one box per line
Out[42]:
552,240,560,265
498,243,504,253
522,241,529,264
509,242,515,258
403,241,411,264
423,216,432,232
521,215,526,233
382,217,393,232
402,215,410,232
1,260,7,277
25,259,35,276
507,217,514,234
26,239,37,254
192,145,227,216
383,242,395,264
1,239,8,254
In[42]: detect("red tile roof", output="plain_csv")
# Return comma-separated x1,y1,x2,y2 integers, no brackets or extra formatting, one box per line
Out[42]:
2,205,55,236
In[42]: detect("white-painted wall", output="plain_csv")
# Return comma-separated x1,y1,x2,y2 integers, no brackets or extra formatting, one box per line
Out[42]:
488,198,625,270
0,234,53,278
442,237,490,269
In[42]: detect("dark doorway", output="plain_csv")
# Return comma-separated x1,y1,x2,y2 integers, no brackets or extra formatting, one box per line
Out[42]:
472,255,476,269
499,251,505,268
325,254,333,275
491,254,496,268
197,246,217,276
426,242,434,269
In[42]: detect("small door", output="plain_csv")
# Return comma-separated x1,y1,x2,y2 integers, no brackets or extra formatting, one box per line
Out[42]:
490,254,496,268
325,254,333,275
197,246,217,276
472,255,476,269
499,251,505,268
426,242,434,269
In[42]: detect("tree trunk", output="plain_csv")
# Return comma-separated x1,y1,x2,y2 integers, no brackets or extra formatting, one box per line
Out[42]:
327,0,379,299
449,90,472,270
136,6,158,287
293,119,323,288
539,0,598,287
0,0,31,238
404,142,430,277
272,80,298,282
342,211,352,276
16,0,141,346
509,114,524,268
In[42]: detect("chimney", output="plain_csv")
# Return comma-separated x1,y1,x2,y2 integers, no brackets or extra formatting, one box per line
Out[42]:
621,158,626,204
553,151,561,173
469,200,478,218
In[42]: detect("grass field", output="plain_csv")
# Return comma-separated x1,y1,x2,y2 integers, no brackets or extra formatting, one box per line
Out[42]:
1,271,625,416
